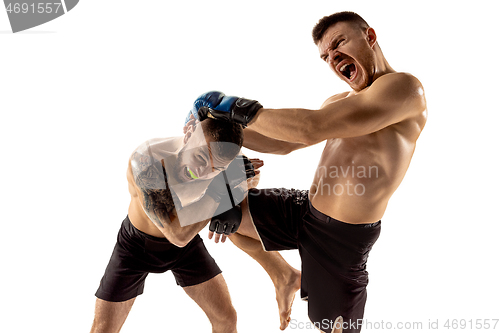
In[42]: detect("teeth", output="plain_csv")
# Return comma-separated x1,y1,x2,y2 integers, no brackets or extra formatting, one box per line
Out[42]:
186,166,199,179
339,62,355,79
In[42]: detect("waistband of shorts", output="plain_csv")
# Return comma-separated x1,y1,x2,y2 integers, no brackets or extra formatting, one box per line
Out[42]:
123,215,173,243
307,201,381,228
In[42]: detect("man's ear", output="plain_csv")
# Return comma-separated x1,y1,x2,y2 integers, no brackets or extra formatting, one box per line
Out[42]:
183,124,195,144
366,27,377,47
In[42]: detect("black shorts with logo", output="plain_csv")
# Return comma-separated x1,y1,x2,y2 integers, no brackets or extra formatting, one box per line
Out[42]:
95,216,222,302
248,188,381,333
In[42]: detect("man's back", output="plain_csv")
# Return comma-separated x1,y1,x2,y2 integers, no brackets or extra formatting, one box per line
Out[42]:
310,72,427,223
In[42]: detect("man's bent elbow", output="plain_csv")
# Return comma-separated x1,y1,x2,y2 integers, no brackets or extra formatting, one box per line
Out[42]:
171,236,190,247
164,230,191,248
275,146,298,155
279,143,309,155
172,239,190,248
297,118,323,146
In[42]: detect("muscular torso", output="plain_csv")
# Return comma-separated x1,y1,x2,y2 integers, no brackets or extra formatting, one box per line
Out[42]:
309,92,427,223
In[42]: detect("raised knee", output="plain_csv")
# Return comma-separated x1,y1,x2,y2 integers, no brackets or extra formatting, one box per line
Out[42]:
332,316,343,333
229,232,263,253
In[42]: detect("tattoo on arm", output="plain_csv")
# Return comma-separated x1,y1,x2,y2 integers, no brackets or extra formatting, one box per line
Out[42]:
134,157,177,229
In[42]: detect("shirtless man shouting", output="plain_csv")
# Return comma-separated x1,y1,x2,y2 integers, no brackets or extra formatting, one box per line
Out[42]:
189,11,427,333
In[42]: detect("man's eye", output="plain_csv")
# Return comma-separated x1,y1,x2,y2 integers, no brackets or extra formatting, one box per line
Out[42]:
197,155,208,166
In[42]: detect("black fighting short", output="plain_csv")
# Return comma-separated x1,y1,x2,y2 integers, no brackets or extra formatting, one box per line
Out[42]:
95,216,222,302
248,188,381,333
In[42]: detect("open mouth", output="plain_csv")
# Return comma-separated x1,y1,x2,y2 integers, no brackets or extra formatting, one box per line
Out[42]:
185,166,199,180
337,61,357,81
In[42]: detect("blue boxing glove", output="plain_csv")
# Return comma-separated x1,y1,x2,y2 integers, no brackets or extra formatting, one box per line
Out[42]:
190,91,263,128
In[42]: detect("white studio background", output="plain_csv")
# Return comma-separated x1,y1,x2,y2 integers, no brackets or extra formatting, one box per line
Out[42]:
1,1,499,332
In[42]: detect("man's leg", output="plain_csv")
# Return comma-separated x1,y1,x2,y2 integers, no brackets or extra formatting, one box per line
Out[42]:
316,316,343,333
90,297,136,333
332,317,344,333
182,274,237,333
228,197,301,330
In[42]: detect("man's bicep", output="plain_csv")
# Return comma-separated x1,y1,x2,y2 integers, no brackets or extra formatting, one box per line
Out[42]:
138,187,176,228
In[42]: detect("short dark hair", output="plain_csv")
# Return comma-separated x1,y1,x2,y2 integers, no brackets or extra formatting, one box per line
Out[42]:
200,118,243,161
312,11,370,45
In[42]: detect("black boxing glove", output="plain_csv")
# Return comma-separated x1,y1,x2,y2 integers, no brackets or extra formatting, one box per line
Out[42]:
209,204,242,235
206,155,255,236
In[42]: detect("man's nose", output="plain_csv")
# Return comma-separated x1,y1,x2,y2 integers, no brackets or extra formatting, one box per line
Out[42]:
197,164,211,177
328,51,341,66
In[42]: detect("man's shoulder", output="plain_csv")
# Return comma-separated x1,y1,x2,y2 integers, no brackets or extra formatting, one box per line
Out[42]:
129,136,182,169
321,91,350,108
129,139,172,191
368,72,426,112
377,73,427,132
372,72,423,96
130,136,182,156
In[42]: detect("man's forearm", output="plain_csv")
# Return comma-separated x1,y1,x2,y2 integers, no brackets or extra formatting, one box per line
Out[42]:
164,214,210,247
175,193,218,227
248,107,318,145
248,103,364,144
163,193,219,247
243,127,308,154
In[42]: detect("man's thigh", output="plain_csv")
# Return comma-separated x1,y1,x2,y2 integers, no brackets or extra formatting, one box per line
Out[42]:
236,196,261,240
241,188,307,251
182,274,236,325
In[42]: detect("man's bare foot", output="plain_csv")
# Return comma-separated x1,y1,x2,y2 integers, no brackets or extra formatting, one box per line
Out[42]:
275,267,301,330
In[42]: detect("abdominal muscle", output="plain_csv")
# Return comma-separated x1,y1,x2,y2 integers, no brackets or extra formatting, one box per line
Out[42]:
309,123,417,224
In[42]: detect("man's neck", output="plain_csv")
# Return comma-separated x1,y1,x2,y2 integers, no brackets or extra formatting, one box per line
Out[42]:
372,45,396,82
